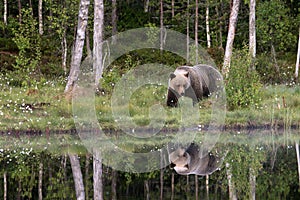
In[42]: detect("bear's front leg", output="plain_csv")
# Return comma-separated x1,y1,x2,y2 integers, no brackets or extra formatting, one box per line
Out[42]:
167,89,179,107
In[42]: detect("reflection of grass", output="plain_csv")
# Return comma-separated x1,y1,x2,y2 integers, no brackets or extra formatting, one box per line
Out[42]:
1,83,300,131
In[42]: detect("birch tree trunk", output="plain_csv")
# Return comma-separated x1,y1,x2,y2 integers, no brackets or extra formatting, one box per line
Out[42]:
226,163,237,200
61,32,68,73
295,28,300,80
195,0,199,64
222,0,240,77
296,142,300,190
93,150,103,200
18,0,22,23
144,0,149,12
64,0,90,93
112,0,117,44
3,171,7,200
38,162,43,200
93,0,104,87
160,162,164,200
144,180,150,200
4,0,7,25
111,169,117,200
38,0,43,35
69,154,85,200
249,0,256,61
171,0,175,18
206,174,209,198
160,0,164,51
186,0,190,62
195,175,199,200
206,3,211,48
85,154,90,200
249,167,256,200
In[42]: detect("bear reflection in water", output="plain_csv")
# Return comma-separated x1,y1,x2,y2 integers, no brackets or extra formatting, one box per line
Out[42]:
169,143,222,176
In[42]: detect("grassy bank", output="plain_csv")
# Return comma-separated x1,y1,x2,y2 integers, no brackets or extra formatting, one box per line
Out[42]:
0,82,300,132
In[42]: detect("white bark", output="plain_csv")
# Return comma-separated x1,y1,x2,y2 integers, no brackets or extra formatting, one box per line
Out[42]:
206,4,211,48
186,0,190,62
93,0,104,87
69,154,85,200
249,0,256,59
93,150,103,200
112,0,117,44
3,171,7,200
4,0,7,25
206,174,209,197
195,0,199,64
38,0,43,35
249,167,256,200
222,0,240,76
296,142,300,190
144,0,149,12
65,0,90,92
226,163,237,200
160,0,164,51
38,162,43,200
295,28,300,79
62,33,67,73
171,0,174,18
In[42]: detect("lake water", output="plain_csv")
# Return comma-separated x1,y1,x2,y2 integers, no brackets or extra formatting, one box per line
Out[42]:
0,128,299,199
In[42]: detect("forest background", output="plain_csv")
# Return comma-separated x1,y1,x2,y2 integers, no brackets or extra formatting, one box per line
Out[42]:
0,0,300,130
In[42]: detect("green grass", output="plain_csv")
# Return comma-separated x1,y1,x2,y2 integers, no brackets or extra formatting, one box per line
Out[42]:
1,80,300,131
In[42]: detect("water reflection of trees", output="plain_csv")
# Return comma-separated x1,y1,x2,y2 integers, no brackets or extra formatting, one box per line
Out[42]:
0,130,299,199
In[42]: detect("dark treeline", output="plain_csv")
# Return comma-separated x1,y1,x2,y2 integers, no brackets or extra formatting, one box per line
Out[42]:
0,0,299,83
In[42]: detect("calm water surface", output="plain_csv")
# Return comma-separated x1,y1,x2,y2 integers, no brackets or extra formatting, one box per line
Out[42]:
0,128,299,199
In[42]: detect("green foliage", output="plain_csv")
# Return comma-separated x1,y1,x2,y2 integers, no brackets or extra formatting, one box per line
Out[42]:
226,48,262,110
12,8,41,87
256,0,297,53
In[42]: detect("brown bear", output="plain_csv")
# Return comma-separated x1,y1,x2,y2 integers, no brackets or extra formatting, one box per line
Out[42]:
166,64,222,107
169,143,221,175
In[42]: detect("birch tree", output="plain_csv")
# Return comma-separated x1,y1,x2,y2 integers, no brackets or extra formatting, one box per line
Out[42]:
144,0,149,12
4,0,7,25
65,0,90,92
3,172,7,200
296,142,300,190
186,0,190,62
38,162,43,200
222,0,240,77
69,154,85,200
38,0,43,35
206,2,211,48
226,162,237,200
112,0,117,44
93,0,104,87
18,0,22,23
249,0,256,61
93,150,103,200
195,0,199,64
160,0,164,51
295,28,300,80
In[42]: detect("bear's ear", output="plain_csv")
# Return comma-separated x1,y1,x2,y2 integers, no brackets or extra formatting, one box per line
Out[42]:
170,73,176,80
183,71,189,78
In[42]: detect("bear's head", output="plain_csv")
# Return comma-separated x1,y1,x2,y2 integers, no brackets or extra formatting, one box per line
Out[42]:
169,147,191,174
169,70,191,97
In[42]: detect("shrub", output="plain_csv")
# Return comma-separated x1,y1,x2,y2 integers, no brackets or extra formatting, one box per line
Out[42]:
226,48,262,110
